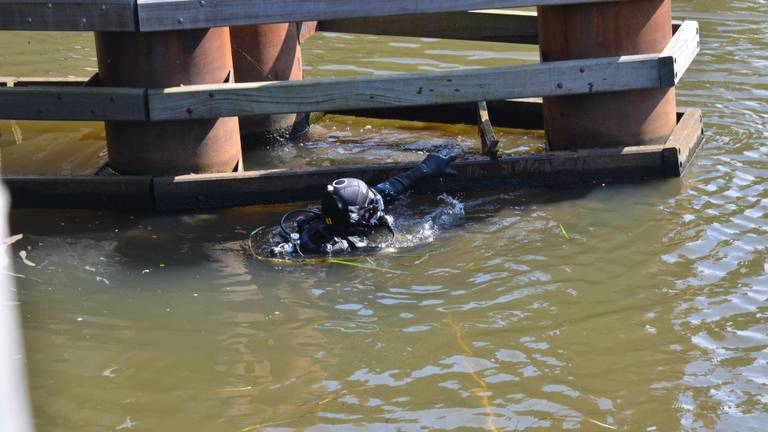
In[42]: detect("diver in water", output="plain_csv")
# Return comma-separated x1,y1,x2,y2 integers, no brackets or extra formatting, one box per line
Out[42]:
271,152,458,257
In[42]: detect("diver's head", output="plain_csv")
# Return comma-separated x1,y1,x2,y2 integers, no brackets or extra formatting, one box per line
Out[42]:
321,178,385,233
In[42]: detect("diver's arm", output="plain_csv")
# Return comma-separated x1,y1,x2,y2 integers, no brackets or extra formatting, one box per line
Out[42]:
374,153,457,204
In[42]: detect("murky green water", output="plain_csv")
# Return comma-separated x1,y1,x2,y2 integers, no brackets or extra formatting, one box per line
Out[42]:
3,1,768,430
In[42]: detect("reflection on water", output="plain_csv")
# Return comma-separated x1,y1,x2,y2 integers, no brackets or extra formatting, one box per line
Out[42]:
4,1,768,430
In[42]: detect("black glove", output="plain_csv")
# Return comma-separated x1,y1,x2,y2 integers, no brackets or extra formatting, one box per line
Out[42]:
374,152,460,204
418,153,459,177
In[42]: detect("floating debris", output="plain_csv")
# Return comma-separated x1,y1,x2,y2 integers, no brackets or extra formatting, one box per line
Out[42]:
18,250,36,267
116,416,136,430
10,120,22,145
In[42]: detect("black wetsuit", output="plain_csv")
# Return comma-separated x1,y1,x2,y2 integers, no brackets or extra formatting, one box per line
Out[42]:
294,153,457,255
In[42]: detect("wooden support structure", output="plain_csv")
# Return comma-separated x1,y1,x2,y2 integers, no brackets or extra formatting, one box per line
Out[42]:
148,52,676,121
1,104,704,211
0,2,702,211
0,21,698,123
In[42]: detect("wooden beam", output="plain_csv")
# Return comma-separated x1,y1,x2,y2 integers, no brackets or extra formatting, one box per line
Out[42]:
661,20,700,85
0,85,147,121
320,14,684,45
152,148,658,210
0,0,136,31
137,0,623,32
319,10,539,45
149,52,673,121
4,176,153,210
662,108,703,177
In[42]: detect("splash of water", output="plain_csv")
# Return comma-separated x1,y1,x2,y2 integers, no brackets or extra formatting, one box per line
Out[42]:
389,194,465,248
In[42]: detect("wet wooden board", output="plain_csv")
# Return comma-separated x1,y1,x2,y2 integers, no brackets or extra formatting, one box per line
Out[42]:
1,107,703,210
4,176,153,210
0,0,136,31
137,0,624,32
662,108,704,177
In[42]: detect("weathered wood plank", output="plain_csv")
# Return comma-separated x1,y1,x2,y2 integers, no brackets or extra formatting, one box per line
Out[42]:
149,53,672,121
662,108,704,177
319,10,539,45
3,176,153,210
0,0,136,31
137,0,624,31
0,85,147,121
477,101,500,158
662,20,700,85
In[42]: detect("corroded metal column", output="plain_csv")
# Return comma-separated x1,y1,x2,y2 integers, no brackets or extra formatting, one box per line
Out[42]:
537,0,677,150
95,29,242,176
231,22,309,146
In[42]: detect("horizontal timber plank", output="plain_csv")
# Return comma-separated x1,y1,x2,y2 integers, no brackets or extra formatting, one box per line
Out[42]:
149,53,672,121
320,14,684,44
0,0,136,31
4,176,153,210
319,10,539,45
0,85,147,121
137,0,624,31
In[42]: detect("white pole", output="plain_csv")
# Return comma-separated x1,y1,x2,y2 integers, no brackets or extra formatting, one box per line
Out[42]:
0,184,34,432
